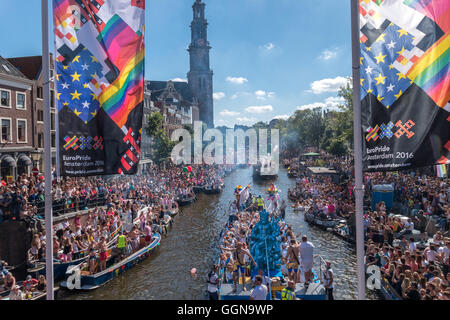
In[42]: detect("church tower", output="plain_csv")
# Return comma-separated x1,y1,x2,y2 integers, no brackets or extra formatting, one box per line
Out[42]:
188,0,214,128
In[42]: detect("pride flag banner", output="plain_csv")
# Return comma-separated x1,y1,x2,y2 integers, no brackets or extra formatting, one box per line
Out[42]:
436,164,447,178
359,0,450,171
53,0,145,176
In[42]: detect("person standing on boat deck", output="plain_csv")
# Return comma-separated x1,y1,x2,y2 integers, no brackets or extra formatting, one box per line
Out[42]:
250,275,268,300
287,239,300,284
299,236,314,285
323,261,334,300
281,280,297,300
207,264,219,300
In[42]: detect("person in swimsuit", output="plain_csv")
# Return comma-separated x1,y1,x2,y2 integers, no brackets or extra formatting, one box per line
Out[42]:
221,242,257,292
99,237,108,272
287,239,301,283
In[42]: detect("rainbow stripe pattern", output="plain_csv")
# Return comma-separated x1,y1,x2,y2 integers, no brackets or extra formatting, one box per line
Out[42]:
436,164,447,177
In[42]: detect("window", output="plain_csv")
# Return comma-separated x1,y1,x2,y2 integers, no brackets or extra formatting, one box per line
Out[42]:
38,133,43,148
51,133,56,148
37,110,44,122
16,92,26,109
17,119,27,143
50,90,55,109
37,87,43,99
51,112,55,131
1,90,10,107
1,119,11,142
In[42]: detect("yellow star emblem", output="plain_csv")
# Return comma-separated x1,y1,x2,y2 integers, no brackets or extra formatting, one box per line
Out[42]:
377,94,384,102
375,52,387,64
91,72,98,79
367,88,373,94
91,110,97,117
365,46,372,52
74,109,82,117
63,101,69,106
361,78,365,86
394,90,403,99
83,83,89,89
91,93,98,101
397,29,408,37
56,93,61,100
360,57,364,65
389,63,394,70
55,74,61,81
63,65,69,70
397,72,406,81
374,73,387,85
72,56,81,63
70,90,81,100
90,56,99,63
71,72,81,82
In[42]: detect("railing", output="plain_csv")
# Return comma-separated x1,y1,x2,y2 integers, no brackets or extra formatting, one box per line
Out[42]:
30,194,108,217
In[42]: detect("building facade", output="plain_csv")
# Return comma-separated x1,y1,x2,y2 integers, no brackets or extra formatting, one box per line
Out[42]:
0,56,35,180
8,56,57,174
188,0,214,128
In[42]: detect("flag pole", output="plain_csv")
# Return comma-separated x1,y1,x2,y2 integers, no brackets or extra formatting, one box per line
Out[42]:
350,0,366,300
41,0,55,300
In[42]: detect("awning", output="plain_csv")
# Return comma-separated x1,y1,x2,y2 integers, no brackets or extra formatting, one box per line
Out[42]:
17,155,32,166
1,156,16,168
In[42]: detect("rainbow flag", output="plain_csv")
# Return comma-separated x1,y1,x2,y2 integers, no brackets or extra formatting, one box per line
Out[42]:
436,164,447,177
53,0,145,176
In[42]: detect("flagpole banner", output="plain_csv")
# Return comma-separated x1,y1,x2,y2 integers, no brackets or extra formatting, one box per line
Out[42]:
359,0,450,172
53,0,145,176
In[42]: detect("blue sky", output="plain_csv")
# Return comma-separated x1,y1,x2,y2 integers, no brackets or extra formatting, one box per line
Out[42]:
0,0,353,127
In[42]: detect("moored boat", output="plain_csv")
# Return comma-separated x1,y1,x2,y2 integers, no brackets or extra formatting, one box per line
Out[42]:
60,233,161,291
176,195,196,206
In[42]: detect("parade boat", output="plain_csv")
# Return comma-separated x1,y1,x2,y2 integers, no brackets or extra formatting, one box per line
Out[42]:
164,206,179,217
27,225,123,282
60,233,161,291
216,187,326,300
193,185,204,194
332,221,355,244
176,194,196,206
303,211,340,229
0,283,60,300
252,157,278,180
203,183,224,195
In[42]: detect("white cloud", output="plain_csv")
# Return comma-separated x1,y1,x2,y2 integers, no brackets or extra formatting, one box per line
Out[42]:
254,90,275,100
309,76,348,94
263,43,275,51
273,114,290,120
213,92,225,100
245,105,273,114
226,77,248,85
219,109,240,117
170,78,188,83
318,48,339,61
297,95,346,111
231,94,238,100
236,117,257,124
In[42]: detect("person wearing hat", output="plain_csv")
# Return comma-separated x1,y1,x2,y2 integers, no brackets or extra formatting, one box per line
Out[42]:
8,285,24,300
23,275,38,293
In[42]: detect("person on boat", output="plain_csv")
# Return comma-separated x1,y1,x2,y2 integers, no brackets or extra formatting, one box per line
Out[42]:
99,237,108,272
22,275,38,293
287,239,301,283
88,242,98,274
299,236,314,286
117,231,127,260
250,275,268,300
281,280,297,300
144,222,153,245
36,275,46,292
206,264,219,300
8,285,24,300
323,261,334,300
256,195,264,211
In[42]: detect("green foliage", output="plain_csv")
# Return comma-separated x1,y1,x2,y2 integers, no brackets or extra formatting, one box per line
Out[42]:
146,112,176,165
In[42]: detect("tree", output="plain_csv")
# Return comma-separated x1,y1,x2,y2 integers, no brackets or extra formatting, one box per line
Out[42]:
146,112,176,164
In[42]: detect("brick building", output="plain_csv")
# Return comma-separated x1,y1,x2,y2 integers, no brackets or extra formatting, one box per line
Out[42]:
0,56,34,180
8,55,57,174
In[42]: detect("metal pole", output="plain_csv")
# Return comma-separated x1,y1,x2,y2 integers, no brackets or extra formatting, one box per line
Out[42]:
350,0,366,300
41,0,54,300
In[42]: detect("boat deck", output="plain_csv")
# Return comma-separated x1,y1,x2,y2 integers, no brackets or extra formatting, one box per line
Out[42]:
219,282,326,300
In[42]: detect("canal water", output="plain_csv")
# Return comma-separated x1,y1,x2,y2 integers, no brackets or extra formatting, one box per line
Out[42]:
61,166,377,300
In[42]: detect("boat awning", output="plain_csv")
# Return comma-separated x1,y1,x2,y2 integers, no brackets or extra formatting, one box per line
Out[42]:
17,155,32,166
1,156,16,168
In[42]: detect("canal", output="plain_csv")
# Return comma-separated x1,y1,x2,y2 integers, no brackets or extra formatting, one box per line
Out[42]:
61,166,377,300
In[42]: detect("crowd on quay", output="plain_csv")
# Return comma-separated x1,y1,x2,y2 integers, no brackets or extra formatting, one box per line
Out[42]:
208,190,329,301
0,163,226,299
283,151,449,300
